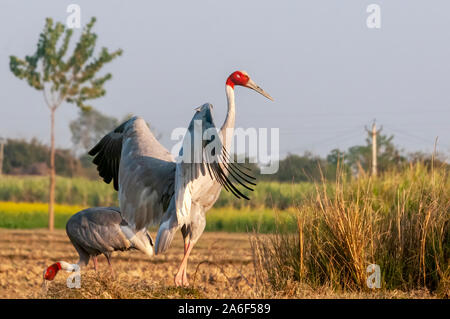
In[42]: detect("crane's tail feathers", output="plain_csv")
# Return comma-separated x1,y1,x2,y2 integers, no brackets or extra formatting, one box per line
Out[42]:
155,223,178,255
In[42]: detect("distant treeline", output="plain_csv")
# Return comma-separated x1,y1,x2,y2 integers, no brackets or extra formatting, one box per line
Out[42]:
1,138,97,179
1,132,448,183
3,108,447,182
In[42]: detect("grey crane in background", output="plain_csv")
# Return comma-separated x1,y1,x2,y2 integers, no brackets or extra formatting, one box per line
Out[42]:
88,70,273,286
43,207,154,282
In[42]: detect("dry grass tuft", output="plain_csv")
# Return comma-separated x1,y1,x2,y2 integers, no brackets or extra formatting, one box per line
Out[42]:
44,272,204,299
251,163,449,298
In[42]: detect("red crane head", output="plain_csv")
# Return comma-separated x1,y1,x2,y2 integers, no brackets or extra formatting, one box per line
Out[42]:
226,70,273,101
43,262,61,281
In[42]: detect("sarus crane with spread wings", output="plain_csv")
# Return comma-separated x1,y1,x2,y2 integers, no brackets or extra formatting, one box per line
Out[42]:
88,70,273,286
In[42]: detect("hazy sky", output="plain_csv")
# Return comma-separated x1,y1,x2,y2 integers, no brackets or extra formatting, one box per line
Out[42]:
1,0,449,159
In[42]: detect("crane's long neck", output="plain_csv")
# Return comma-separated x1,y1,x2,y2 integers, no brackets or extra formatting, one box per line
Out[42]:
44,261,79,281
59,261,79,272
220,84,236,151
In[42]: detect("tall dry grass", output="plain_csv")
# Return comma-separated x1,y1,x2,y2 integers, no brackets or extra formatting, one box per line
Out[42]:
251,163,449,297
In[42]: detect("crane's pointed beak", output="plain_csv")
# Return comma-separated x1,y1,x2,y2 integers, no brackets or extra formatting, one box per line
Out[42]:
245,79,274,101
42,269,49,292
42,278,49,290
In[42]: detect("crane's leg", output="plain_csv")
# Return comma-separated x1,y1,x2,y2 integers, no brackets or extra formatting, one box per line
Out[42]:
93,256,98,272
174,210,205,287
174,239,194,287
73,242,90,270
182,236,190,284
104,253,116,278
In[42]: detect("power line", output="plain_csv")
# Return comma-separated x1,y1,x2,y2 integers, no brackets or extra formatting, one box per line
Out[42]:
284,130,363,153
280,125,363,135
280,121,450,156
281,109,450,118
383,124,449,148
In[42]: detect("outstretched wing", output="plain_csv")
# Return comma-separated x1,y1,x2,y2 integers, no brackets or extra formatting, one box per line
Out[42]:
89,116,176,230
88,121,128,191
179,103,256,201
155,103,256,254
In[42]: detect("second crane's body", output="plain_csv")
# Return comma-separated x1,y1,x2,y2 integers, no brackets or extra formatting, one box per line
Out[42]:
66,207,154,269
89,70,272,286
43,207,154,282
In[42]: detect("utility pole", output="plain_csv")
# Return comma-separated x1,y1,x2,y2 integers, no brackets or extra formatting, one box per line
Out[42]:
0,138,5,176
365,121,382,177
371,122,377,177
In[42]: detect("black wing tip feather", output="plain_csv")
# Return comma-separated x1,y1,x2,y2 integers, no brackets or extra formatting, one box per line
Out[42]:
87,120,130,192
205,147,257,201
187,109,257,200
88,141,101,156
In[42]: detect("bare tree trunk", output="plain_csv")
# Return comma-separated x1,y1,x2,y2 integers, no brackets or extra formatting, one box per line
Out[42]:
0,141,4,176
48,108,56,231
371,122,377,177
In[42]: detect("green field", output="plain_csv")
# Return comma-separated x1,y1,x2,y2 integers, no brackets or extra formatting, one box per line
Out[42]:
0,176,118,207
0,201,296,233
0,175,302,232
0,175,315,209
0,202,85,229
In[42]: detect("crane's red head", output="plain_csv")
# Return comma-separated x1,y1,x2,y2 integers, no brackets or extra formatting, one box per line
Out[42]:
226,70,273,101
226,71,250,88
43,262,61,281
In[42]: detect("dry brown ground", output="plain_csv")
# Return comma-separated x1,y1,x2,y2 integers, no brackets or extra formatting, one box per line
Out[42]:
0,229,436,299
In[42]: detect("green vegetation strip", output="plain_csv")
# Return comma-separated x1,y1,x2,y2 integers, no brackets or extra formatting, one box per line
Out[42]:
0,175,316,209
0,201,296,233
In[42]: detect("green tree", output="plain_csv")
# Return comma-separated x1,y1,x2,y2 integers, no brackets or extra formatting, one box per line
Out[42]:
273,152,329,182
70,111,164,155
408,151,449,171
345,132,405,175
70,109,119,154
326,148,350,179
9,17,122,231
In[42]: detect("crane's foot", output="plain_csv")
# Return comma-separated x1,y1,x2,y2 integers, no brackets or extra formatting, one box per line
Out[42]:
105,254,116,278
109,266,116,278
174,272,189,287
175,239,193,287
